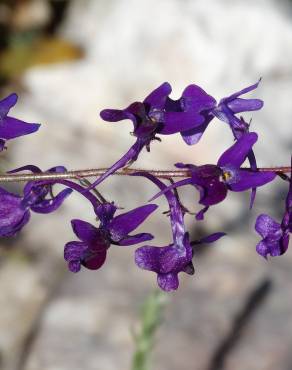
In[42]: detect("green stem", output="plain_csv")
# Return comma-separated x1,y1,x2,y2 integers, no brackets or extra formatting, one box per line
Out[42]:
131,291,167,370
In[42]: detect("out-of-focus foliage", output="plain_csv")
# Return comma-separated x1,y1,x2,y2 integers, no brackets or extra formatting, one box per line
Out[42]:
0,35,83,79
132,291,167,370
0,0,82,83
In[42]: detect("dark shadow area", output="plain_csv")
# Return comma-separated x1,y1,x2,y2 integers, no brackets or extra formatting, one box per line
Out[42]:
208,279,272,370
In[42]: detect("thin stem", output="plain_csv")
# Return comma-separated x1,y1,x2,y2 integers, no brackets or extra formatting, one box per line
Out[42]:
131,290,167,370
0,166,290,183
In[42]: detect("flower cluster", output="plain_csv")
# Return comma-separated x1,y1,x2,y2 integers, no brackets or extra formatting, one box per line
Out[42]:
0,82,290,292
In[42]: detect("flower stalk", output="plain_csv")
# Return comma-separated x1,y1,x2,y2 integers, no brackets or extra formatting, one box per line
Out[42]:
0,166,290,183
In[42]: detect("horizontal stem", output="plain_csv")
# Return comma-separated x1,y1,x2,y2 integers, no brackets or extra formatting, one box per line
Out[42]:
0,166,290,183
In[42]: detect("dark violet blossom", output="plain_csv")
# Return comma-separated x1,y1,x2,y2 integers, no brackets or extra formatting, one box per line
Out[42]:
255,160,292,258
133,172,225,291
212,80,263,139
178,81,263,208
150,133,276,219
180,80,263,145
64,202,157,272
212,81,263,207
0,166,72,237
87,82,215,190
0,94,40,151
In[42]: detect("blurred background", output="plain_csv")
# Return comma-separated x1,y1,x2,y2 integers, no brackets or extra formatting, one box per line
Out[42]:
0,0,292,369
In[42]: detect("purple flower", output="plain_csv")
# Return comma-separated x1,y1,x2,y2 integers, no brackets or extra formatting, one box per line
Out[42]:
133,172,225,291
214,81,263,208
0,166,72,237
163,84,216,145
255,160,292,258
150,133,276,219
64,202,157,272
0,94,40,151
180,80,263,145
179,81,263,208
86,82,215,191
0,187,31,237
101,82,214,143
212,80,263,139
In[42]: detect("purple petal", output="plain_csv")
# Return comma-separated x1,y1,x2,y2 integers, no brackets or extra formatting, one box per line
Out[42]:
136,242,191,275
149,178,191,202
143,82,172,109
197,232,226,244
135,245,161,272
71,219,103,245
286,157,292,223
182,84,216,111
95,202,117,226
64,239,107,271
31,188,73,214
0,93,18,118
160,111,204,135
164,97,181,111
281,233,290,255
8,164,65,177
246,150,257,209
64,241,86,272
0,117,40,139
195,206,209,221
213,107,248,132
48,166,67,173
256,235,289,258
82,248,107,270
175,162,195,169
157,244,190,273
109,204,158,242
125,102,146,133
0,190,30,236
68,260,81,273
255,212,290,257
197,180,227,206
228,170,276,192
23,180,47,200
227,98,264,113
8,165,42,174
180,118,212,145
255,214,281,238
118,232,154,246
218,132,258,167
135,234,192,291
256,240,270,259
157,273,179,291
133,172,185,243
0,208,30,237
64,241,87,262
100,109,134,122
221,79,262,103
168,165,226,207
